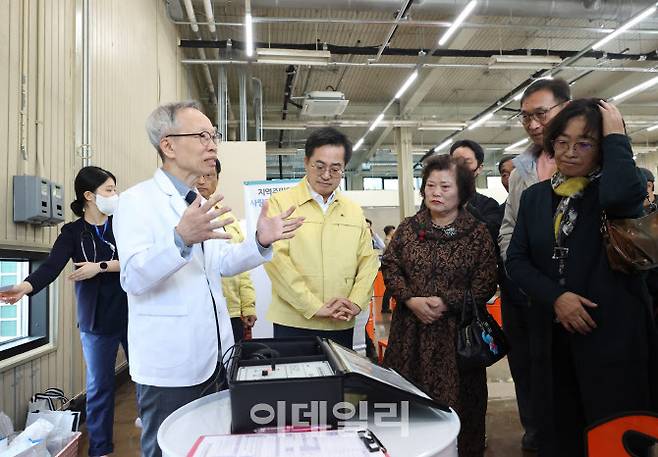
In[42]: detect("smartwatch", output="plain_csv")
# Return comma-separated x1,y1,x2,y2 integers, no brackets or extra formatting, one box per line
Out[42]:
99,261,108,271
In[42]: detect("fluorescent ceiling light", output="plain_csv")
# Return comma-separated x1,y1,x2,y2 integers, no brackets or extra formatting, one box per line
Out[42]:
256,48,331,66
433,139,452,153
438,0,478,46
610,75,658,103
489,55,562,69
647,123,658,132
369,113,385,131
467,111,494,130
418,124,467,131
354,138,364,151
504,138,529,151
592,5,657,50
245,13,253,57
394,71,419,99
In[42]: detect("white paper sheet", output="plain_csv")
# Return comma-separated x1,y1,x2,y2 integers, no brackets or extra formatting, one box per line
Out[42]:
187,430,386,457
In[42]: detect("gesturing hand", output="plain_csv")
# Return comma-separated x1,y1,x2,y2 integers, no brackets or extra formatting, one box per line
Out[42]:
599,100,625,136
0,282,33,305
175,193,233,246
255,201,305,247
68,262,101,281
554,292,598,335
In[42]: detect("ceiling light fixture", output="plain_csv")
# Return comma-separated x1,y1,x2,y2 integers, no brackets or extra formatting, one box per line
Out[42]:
354,138,365,151
489,55,562,70
245,13,253,57
504,138,529,151
467,111,494,130
592,4,658,50
647,123,658,132
610,75,658,103
256,48,331,66
433,139,453,153
369,113,385,131
394,71,419,99
438,0,478,46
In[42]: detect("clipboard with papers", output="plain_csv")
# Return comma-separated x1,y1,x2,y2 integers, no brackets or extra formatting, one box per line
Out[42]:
186,429,389,457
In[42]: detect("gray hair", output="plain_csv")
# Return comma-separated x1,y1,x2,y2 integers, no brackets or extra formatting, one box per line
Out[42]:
145,100,202,159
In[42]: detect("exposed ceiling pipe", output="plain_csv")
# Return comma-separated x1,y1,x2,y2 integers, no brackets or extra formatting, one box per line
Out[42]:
202,0,216,33
210,0,657,20
181,58,658,73
197,48,217,103
370,0,414,63
175,0,216,105
182,0,199,32
172,17,658,36
179,40,658,61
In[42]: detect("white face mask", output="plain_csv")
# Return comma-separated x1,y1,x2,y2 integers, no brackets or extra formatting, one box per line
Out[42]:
95,194,119,216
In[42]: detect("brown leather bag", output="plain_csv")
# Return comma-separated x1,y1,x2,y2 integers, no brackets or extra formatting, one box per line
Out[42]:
601,210,658,274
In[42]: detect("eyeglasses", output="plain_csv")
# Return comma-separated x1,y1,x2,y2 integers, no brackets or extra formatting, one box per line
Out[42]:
552,139,597,155
309,161,344,178
165,130,222,146
519,102,565,125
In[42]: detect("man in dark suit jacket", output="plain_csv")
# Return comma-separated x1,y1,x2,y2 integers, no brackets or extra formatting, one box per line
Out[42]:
449,139,502,244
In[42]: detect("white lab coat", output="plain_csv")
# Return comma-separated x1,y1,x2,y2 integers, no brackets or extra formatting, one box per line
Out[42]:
113,169,271,387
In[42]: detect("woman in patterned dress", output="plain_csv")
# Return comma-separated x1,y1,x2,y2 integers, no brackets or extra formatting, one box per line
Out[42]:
382,154,498,457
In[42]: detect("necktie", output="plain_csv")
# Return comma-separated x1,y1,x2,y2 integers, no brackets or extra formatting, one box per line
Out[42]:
185,190,198,206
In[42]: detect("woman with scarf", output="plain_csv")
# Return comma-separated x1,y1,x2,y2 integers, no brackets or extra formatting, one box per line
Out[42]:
0,166,126,457
506,99,658,456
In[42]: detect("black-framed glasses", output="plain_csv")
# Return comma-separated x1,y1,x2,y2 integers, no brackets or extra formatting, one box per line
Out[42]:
165,130,222,146
309,161,344,178
552,139,597,155
519,102,565,125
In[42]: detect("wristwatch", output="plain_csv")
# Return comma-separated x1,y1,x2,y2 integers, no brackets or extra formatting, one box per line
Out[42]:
99,261,108,272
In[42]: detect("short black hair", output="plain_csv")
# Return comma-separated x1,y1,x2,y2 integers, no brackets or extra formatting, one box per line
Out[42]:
305,127,352,165
214,158,222,176
520,78,571,106
498,155,515,174
449,139,485,167
420,154,475,207
384,225,396,235
544,98,603,159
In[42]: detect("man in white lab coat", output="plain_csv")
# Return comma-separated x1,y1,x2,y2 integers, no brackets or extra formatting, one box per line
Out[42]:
113,100,303,457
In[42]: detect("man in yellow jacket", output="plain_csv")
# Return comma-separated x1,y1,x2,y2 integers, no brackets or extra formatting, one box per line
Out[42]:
197,159,257,342
265,127,379,348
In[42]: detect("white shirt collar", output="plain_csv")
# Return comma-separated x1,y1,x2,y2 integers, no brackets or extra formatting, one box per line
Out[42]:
306,181,336,214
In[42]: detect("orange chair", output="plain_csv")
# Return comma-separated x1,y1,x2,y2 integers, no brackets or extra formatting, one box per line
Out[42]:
377,338,388,364
487,296,503,328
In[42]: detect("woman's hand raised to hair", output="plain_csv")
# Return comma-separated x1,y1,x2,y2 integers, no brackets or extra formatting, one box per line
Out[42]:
598,100,625,137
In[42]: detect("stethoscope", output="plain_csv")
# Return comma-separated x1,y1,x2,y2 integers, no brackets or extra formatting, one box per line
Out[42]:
80,219,116,263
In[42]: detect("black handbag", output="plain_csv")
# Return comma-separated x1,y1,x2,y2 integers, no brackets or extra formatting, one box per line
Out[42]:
456,290,509,371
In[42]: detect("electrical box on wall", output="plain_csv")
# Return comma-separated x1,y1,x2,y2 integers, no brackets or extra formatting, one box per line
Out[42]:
48,182,65,225
13,176,65,226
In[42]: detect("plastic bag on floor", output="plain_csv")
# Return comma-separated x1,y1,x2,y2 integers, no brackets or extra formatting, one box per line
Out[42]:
0,418,52,457
0,412,13,443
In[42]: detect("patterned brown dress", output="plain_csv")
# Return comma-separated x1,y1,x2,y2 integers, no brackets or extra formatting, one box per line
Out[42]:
381,207,497,457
